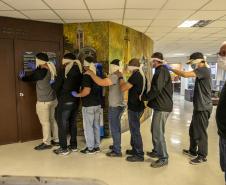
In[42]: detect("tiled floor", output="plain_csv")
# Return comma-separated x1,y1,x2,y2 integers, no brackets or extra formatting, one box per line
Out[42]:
0,95,223,185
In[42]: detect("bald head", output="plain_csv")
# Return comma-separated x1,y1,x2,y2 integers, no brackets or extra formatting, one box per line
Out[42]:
128,58,140,67
219,42,226,57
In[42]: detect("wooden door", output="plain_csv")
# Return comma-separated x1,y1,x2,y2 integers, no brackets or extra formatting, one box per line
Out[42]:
14,39,60,142
0,38,19,145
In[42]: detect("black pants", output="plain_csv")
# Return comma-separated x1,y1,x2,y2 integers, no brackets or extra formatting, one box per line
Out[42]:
56,102,78,150
128,109,144,158
219,136,226,182
189,109,212,158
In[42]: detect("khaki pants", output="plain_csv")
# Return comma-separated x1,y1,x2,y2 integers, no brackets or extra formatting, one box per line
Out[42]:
36,99,59,145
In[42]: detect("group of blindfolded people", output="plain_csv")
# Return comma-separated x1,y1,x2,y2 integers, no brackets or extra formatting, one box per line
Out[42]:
18,42,226,181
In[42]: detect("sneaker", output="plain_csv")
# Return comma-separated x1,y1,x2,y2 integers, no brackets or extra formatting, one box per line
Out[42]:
51,140,60,146
94,147,101,153
190,156,207,165
109,145,113,150
34,143,52,150
126,149,136,156
68,145,78,152
183,149,197,158
126,155,144,162
151,159,168,168
53,148,70,156
80,147,96,154
146,151,158,158
106,151,122,157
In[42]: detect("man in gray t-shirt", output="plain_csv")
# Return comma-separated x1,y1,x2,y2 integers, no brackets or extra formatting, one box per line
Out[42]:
85,59,125,157
165,52,212,165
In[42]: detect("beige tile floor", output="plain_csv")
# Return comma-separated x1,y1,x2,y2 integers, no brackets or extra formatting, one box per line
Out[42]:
0,95,223,185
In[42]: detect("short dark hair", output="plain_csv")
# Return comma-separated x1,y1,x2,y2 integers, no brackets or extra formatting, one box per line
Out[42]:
36,53,49,62
128,58,140,67
189,52,204,60
64,53,76,60
85,56,95,63
111,59,120,66
151,52,163,60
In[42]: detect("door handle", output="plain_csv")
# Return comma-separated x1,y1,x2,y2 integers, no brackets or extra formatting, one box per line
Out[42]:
19,92,24,97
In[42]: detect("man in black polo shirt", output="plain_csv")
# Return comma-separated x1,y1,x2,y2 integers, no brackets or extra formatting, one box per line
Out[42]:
165,52,212,164
117,58,146,162
52,53,82,156
72,56,101,154
216,41,226,183
142,52,173,168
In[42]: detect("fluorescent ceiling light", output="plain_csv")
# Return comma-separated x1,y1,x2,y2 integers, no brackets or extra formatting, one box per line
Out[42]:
174,53,185,56
178,20,199,28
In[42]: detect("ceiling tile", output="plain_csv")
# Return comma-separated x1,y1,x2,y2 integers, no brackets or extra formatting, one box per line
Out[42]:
56,10,90,19
36,19,63,23
109,19,122,24
202,0,226,10
164,0,209,10
3,0,48,10
130,26,147,32
189,11,226,20
0,10,27,19
124,9,158,19
147,26,173,33
22,10,59,19
126,0,167,9
123,19,151,27
157,10,195,19
194,27,224,33
64,19,92,23
173,27,198,33
0,1,13,10
91,10,123,19
44,0,86,9
151,19,183,27
85,0,125,9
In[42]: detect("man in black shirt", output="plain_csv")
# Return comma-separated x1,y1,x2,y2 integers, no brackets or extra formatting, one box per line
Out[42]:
216,41,226,183
72,56,101,154
18,53,59,150
165,52,212,164
117,58,146,162
52,53,82,156
142,52,173,168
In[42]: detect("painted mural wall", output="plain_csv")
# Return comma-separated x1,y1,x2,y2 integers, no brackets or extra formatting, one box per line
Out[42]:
63,21,153,136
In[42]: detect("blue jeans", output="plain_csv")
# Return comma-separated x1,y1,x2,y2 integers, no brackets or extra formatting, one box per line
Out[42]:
151,110,170,160
128,109,144,158
108,106,125,154
220,136,226,182
82,105,101,150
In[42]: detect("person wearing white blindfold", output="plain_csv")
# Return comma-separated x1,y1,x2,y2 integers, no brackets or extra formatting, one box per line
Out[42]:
115,58,146,162
216,41,226,184
72,56,102,154
52,53,83,156
142,52,173,168
165,52,213,165
18,52,59,151
84,59,126,157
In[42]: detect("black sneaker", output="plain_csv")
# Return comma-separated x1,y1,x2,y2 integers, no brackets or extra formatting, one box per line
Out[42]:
68,145,78,152
34,143,52,150
146,151,158,158
80,147,96,154
94,147,101,153
109,145,113,150
51,140,60,146
151,159,168,168
53,148,70,156
126,155,144,162
183,149,197,158
126,149,136,156
190,156,207,165
106,151,122,157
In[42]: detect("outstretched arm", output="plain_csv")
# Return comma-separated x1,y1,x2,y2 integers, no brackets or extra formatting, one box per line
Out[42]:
171,68,196,78
86,71,113,86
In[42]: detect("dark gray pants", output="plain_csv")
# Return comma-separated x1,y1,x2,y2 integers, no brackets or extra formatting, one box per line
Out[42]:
189,109,212,158
151,110,170,160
